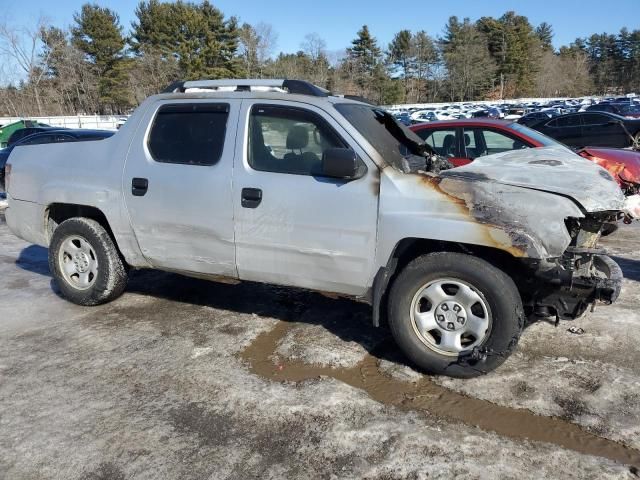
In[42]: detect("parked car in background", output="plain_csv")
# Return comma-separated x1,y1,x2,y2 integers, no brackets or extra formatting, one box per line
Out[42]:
0,129,113,191
586,103,626,116
578,147,640,195
586,102,640,118
393,111,412,126
471,107,501,119
410,118,640,195
530,112,640,149
0,120,50,148
517,111,553,126
411,111,438,124
6,126,59,146
617,103,640,118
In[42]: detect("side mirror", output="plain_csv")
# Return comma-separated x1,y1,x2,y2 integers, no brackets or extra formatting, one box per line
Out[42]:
321,148,365,179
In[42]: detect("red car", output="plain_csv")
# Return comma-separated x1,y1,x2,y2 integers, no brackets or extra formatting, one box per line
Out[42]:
410,119,640,195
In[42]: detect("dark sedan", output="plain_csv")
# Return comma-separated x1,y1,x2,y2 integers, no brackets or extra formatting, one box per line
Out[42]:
586,102,640,118
529,112,640,149
0,129,114,191
6,126,56,146
517,111,553,126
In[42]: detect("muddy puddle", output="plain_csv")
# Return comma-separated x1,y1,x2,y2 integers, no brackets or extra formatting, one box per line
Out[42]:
240,321,640,471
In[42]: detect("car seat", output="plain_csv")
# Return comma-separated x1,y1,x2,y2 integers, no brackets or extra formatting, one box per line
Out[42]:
463,133,478,158
283,125,319,174
442,134,456,157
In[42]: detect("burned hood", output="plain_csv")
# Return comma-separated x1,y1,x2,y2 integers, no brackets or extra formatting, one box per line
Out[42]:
440,146,625,212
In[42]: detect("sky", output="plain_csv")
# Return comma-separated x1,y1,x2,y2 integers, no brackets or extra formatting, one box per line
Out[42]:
1,0,639,58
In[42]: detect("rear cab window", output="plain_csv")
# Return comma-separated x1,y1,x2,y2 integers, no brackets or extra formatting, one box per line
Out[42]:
148,103,229,165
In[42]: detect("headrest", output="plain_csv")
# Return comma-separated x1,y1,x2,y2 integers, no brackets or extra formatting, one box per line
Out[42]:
286,125,309,150
464,133,471,146
443,134,455,147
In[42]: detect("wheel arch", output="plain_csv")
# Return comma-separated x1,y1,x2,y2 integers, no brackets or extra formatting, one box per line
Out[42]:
371,237,523,327
46,203,114,242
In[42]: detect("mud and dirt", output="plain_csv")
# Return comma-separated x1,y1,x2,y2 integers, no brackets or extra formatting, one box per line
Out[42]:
2,205,640,479
241,321,640,469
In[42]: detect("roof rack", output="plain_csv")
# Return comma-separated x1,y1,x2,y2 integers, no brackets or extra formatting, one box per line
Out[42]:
161,79,331,97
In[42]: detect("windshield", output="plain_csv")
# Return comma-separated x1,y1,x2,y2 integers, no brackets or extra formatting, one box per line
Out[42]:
334,103,430,171
508,122,568,148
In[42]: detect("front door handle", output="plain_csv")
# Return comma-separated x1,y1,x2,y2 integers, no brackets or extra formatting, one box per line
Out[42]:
241,188,262,208
132,177,148,196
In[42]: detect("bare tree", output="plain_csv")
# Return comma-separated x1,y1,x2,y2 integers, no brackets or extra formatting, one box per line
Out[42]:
301,33,327,61
238,22,277,77
0,16,51,115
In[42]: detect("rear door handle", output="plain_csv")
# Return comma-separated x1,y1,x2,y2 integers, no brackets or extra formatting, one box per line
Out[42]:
132,177,148,196
241,188,262,208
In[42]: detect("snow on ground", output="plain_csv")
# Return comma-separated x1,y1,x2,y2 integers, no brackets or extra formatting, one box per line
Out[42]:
1,214,639,479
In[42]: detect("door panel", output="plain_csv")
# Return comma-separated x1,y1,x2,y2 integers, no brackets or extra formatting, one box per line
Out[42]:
122,100,240,276
233,100,379,296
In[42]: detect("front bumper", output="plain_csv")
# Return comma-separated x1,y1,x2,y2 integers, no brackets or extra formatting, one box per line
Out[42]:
525,252,623,320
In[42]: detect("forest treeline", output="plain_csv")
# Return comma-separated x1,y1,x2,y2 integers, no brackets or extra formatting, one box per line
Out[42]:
1,0,638,115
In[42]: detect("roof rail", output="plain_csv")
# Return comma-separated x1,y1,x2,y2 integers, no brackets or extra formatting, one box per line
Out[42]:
161,79,331,97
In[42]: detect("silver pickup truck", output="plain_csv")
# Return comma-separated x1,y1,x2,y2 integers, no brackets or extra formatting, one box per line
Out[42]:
3,79,627,377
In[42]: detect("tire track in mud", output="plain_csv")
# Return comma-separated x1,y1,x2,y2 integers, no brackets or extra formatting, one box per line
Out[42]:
240,321,640,471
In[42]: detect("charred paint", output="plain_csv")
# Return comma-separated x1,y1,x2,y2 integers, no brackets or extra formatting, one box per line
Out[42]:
412,171,526,257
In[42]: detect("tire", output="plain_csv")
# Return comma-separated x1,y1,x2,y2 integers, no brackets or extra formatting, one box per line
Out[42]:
388,252,524,378
48,217,128,306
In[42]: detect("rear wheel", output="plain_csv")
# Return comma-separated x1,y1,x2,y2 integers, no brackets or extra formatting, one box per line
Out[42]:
388,252,524,378
49,217,128,306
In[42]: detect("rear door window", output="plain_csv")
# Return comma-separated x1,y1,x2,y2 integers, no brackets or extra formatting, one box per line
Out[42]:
148,103,229,166
481,129,522,155
556,115,582,127
581,113,610,126
462,128,529,158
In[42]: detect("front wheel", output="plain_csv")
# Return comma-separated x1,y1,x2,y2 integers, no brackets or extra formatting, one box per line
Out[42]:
49,217,128,306
388,252,524,378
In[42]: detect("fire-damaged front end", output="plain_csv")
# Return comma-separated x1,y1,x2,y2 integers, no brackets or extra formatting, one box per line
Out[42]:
518,212,623,320
431,147,628,322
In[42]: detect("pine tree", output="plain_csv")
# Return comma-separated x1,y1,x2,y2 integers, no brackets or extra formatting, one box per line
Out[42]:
71,4,131,113
131,0,241,80
536,22,554,51
441,17,496,101
388,30,412,99
477,12,541,96
344,25,383,96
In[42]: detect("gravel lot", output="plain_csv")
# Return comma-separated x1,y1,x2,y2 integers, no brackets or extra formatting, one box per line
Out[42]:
1,204,639,479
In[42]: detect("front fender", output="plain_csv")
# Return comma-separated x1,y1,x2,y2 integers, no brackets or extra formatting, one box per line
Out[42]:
375,168,584,270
